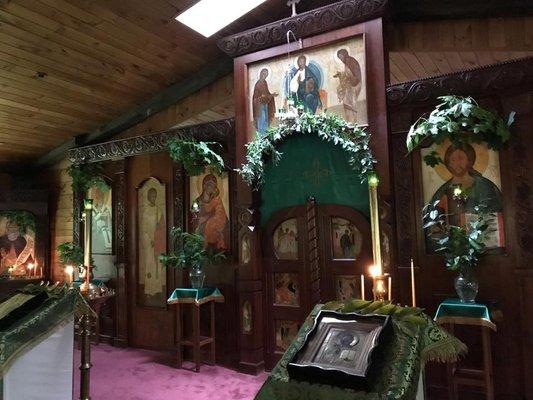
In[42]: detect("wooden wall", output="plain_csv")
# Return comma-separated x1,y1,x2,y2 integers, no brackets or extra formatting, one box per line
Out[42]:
46,158,73,282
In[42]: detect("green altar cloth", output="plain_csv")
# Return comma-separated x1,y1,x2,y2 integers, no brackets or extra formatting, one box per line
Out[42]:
0,283,93,377
167,287,224,304
256,302,466,400
434,298,496,330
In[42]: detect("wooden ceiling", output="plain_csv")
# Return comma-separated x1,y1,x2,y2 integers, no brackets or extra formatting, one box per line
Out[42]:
0,0,531,166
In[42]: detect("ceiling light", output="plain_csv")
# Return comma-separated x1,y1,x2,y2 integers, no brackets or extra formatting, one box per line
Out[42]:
176,0,267,38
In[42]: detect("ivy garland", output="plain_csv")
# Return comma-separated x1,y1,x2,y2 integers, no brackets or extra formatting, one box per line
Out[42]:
167,137,225,176
0,210,36,233
237,112,376,188
67,163,110,194
407,95,515,167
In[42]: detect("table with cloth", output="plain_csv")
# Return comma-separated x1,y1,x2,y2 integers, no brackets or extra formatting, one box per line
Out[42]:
255,301,466,400
167,287,225,372
0,283,93,400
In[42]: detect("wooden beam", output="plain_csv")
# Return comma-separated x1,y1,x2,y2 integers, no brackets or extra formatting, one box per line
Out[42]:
35,57,234,167
392,0,533,22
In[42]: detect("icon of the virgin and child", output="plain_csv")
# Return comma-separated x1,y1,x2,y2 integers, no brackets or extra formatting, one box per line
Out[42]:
425,141,504,250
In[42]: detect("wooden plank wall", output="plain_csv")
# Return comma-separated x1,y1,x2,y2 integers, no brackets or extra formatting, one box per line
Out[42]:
387,17,533,83
46,158,73,281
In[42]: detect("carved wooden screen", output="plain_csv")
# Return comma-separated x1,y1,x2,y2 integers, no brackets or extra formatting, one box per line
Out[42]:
263,201,372,369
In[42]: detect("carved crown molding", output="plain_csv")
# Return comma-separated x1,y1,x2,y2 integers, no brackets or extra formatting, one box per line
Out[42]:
387,57,533,108
217,0,388,57
68,118,234,165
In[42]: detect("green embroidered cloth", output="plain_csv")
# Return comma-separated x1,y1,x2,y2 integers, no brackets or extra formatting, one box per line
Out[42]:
256,303,466,400
0,283,93,377
435,298,491,322
167,287,224,304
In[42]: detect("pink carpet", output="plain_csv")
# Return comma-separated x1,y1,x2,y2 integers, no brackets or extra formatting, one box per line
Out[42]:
73,344,268,400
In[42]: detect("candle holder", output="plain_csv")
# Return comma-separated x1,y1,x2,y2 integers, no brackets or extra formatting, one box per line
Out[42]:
372,273,389,301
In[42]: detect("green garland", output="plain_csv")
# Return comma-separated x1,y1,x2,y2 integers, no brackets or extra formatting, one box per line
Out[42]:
237,112,376,188
0,210,36,233
167,137,225,176
67,163,110,194
407,95,515,166
56,242,84,267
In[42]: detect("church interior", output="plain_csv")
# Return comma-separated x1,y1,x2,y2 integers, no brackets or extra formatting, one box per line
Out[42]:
0,1,532,399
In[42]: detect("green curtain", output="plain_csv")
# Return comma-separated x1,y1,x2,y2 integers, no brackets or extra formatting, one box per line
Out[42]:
260,134,370,226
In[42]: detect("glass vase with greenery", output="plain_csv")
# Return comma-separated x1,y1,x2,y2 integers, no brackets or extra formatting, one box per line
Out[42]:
423,201,492,302
159,227,224,289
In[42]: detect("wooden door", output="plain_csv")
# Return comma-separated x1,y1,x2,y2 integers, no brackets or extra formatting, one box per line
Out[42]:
317,204,372,303
263,201,372,369
127,153,175,350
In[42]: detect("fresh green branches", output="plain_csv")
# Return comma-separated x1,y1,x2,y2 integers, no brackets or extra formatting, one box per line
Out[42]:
407,96,514,166
237,112,375,188
423,201,492,271
0,210,36,234
67,163,110,194
57,242,84,267
159,227,225,270
167,137,225,176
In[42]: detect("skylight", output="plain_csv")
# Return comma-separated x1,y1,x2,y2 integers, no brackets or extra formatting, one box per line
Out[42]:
176,0,267,38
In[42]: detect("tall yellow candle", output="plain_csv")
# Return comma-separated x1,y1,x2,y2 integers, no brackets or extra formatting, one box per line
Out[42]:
360,274,365,301
388,276,392,302
410,259,416,307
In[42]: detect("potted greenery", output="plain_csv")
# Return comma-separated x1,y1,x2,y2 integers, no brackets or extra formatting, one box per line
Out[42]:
423,201,492,302
159,227,224,289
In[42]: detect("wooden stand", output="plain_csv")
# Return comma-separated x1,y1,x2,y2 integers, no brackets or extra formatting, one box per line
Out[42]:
436,311,497,400
175,296,218,372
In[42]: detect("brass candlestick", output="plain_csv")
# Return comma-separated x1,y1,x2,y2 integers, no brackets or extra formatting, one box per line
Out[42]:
80,199,93,295
372,273,389,301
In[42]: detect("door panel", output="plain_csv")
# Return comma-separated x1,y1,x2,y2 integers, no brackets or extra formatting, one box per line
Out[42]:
264,206,309,369
263,202,371,369
318,205,372,303
127,153,175,350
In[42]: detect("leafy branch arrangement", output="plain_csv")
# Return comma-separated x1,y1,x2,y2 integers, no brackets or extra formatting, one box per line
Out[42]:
237,112,376,188
159,227,225,270
167,137,225,176
423,201,492,271
56,241,84,267
0,210,36,233
406,95,515,167
67,163,110,194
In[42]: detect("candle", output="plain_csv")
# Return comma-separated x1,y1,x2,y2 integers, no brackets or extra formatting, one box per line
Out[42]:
388,276,392,302
410,259,416,307
65,265,74,285
27,263,34,278
360,274,365,301
369,264,382,277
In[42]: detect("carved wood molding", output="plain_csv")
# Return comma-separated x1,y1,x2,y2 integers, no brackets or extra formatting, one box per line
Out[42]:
217,0,388,57
387,57,533,108
391,134,416,269
306,196,321,305
68,119,235,164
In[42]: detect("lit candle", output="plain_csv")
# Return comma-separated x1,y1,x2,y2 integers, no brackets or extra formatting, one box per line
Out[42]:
27,263,34,278
388,276,392,302
360,274,365,301
410,259,416,307
65,265,74,285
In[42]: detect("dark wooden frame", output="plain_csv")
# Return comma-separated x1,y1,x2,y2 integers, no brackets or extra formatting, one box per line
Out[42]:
387,57,533,400
69,119,236,353
232,17,390,374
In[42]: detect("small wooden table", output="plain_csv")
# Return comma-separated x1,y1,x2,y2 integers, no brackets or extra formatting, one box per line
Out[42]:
167,287,224,372
435,298,498,400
